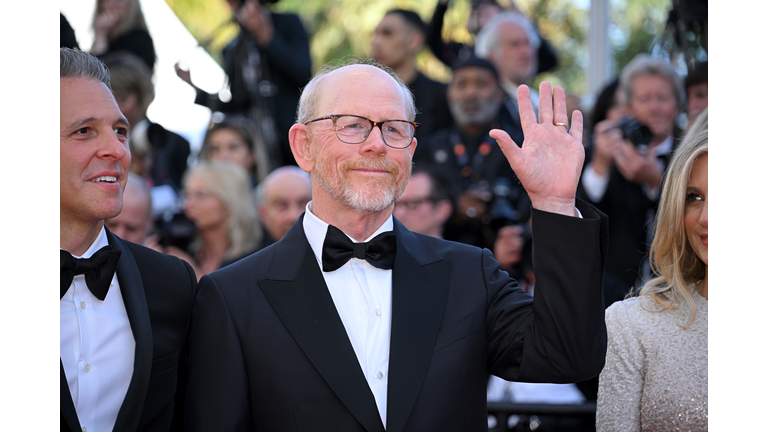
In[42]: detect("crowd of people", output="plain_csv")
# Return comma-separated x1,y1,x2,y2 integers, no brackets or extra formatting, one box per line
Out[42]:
60,0,708,431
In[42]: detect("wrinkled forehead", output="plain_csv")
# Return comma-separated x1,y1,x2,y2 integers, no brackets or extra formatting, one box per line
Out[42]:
316,65,409,116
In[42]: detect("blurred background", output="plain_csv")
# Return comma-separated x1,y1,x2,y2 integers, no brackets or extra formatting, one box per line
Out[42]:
60,0,707,157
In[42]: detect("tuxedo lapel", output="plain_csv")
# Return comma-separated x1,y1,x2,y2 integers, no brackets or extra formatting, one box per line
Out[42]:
61,360,81,431
107,231,153,432
386,221,452,432
258,219,385,432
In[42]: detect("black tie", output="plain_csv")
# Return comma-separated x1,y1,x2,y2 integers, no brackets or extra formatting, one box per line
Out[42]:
60,246,121,300
322,225,396,272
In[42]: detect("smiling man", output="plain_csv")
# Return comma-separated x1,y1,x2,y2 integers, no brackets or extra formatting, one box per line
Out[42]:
60,48,196,432
186,59,608,432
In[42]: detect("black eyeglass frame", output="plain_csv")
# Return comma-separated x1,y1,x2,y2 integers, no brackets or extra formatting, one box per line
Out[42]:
304,114,421,149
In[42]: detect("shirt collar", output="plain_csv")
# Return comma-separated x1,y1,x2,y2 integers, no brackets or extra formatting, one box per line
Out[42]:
65,226,109,259
302,201,394,270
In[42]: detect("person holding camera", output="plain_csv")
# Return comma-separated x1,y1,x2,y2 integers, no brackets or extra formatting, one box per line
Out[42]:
176,0,311,168
580,54,684,294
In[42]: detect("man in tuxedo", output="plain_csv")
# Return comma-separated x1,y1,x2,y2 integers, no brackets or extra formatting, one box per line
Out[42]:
60,47,196,432
185,60,608,432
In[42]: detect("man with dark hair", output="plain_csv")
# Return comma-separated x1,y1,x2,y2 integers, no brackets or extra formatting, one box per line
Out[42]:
185,59,608,431
373,8,452,141
60,47,196,432
393,167,453,239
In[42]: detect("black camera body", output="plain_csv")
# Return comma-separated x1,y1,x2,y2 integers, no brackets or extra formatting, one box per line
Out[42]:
616,117,653,147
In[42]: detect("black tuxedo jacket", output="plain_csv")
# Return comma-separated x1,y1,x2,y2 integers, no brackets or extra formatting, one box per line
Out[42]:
61,230,196,432
185,202,608,432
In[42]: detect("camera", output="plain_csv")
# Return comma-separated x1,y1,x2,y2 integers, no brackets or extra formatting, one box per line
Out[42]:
615,117,653,147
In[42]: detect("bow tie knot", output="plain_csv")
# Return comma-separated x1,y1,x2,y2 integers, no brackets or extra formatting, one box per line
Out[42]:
322,225,396,272
60,246,121,300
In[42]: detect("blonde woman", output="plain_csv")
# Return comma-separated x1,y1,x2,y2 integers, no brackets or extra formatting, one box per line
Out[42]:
596,125,708,431
165,160,262,279
91,0,156,72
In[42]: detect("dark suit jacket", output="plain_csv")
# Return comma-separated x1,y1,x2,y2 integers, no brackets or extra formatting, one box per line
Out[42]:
61,230,197,432
185,202,608,432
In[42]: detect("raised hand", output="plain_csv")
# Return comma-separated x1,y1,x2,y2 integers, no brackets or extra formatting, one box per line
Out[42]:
490,82,584,217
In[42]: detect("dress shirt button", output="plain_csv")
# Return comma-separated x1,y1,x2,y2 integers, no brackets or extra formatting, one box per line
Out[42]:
82,427,87,432
84,363,91,372
376,308,381,316
376,371,384,379
81,301,86,310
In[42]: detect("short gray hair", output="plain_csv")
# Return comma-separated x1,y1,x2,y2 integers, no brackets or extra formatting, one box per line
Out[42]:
621,54,685,109
295,58,416,124
60,47,112,89
475,12,541,59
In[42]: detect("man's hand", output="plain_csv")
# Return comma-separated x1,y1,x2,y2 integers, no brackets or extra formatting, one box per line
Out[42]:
237,0,275,46
490,82,584,217
613,142,663,190
590,119,623,176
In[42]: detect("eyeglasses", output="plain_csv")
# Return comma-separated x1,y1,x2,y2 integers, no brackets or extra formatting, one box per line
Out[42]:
395,197,434,210
304,114,420,149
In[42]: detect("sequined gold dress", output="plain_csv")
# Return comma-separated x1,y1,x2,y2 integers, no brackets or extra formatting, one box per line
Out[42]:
596,290,707,431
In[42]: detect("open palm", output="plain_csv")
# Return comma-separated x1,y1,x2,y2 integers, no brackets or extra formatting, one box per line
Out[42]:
490,82,584,216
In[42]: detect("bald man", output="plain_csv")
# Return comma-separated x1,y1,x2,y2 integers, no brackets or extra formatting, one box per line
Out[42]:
254,166,312,247
105,173,153,244
185,60,607,432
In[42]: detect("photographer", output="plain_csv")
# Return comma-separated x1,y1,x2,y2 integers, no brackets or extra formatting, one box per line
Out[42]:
580,54,684,294
176,0,311,167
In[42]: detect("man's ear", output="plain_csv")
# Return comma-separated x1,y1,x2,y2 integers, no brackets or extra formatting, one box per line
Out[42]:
289,123,314,173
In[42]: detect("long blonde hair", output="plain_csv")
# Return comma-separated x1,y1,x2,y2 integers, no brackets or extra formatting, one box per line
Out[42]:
640,121,708,328
92,0,148,40
184,160,262,261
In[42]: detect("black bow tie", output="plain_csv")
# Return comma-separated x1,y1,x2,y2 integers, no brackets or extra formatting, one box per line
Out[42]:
322,225,396,272
60,246,121,300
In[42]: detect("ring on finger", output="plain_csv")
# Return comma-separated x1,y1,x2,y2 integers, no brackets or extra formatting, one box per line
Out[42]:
554,122,568,129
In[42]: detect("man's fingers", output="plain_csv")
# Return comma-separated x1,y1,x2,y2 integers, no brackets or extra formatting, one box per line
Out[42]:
516,85,538,129
553,86,568,126
569,109,584,143
538,81,554,125
490,129,520,157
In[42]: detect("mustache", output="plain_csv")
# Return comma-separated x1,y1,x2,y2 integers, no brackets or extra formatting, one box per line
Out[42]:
341,157,402,177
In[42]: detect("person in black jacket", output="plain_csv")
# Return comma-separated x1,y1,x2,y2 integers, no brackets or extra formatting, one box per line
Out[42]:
60,47,195,432
176,0,312,168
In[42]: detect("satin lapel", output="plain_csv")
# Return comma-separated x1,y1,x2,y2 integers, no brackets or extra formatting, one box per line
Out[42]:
107,231,153,432
258,225,385,432
386,221,452,432
61,360,81,431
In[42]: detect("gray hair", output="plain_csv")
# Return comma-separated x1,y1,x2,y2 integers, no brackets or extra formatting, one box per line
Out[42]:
254,165,311,207
295,58,417,124
621,54,685,109
60,47,111,89
475,12,541,59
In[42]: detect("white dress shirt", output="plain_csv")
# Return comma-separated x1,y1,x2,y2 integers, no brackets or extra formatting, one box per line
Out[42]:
60,226,135,432
303,203,393,428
